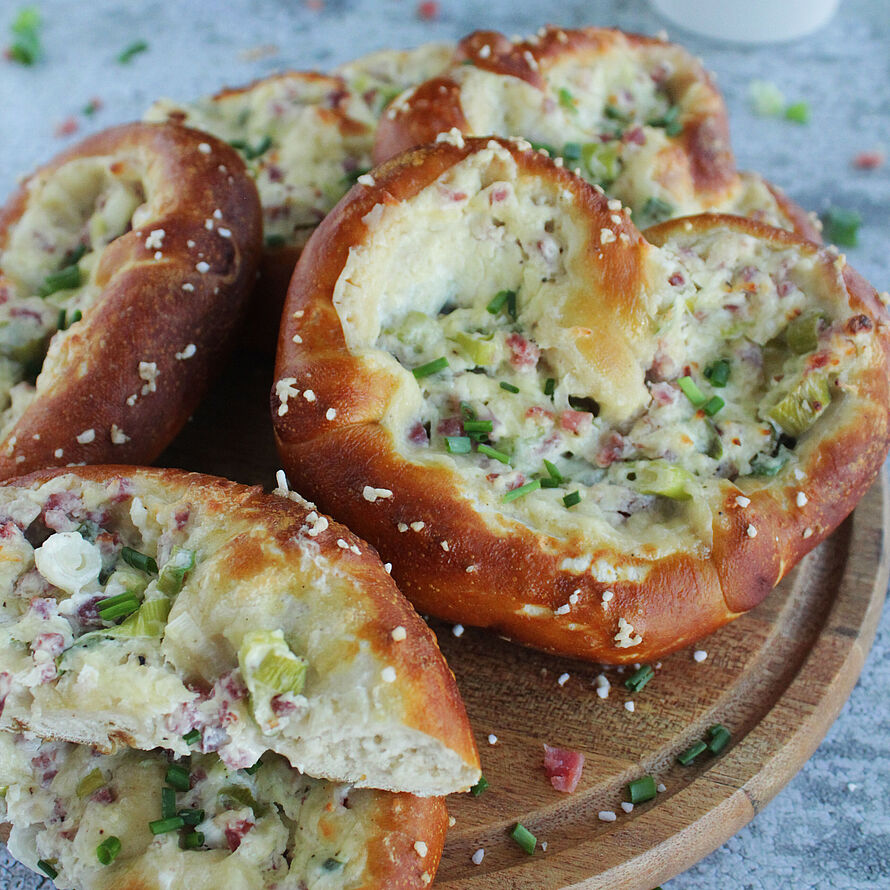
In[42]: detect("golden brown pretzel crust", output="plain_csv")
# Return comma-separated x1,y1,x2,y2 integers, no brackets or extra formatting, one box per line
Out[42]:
374,26,736,204
273,138,890,663
0,123,262,478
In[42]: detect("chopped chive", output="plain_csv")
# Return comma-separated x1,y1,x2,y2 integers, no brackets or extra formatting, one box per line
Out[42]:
627,775,657,804
636,195,674,228
707,724,731,754
230,135,272,160
120,546,158,575
149,815,185,835
445,436,472,454
470,775,490,797
117,39,148,64
510,822,537,855
463,420,493,433
500,381,520,393
157,546,195,596
58,308,82,331
182,830,204,849
502,479,541,503
264,234,287,248
677,740,708,765
558,87,576,112
563,490,581,508
648,104,683,137
96,836,121,865
182,729,201,746
624,664,654,692
703,395,725,417
529,140,558,156
97,595,140,622
477,444,511,464
37,859,58,879
821,206,861,247
486,290,511,313
703,359,730,387
544,377,556,397
561,142,582,161
507,290,517,318
63,244,87,266
677,375,707,407
161,786,177,819
323,857,345,871
38,264,82,298
605,104,630,123
540,478,559,488
8,6,42,66
543,459,564,483
784,101,810,124
242,760,262,775
83,99,100,116
412,356,449,379
166,764,190,791
179,808,205,826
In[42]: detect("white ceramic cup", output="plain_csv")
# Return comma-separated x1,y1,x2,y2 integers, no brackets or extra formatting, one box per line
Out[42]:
649,0,841,43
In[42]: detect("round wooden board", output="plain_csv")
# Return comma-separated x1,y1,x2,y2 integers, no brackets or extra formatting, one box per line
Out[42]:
160,349,889,890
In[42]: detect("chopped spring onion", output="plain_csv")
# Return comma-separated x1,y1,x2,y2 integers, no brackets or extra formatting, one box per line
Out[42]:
544,377,556,397
323,858,345,871
703,395,725,417
113,597,171,637
581,142,620,186
470,775,490,797
58,308,83,330
558,87,576,112
8,7,42,66
648,104,683,137
243,760,263,775
446,436,472,454
605,104,630,123
149,815,185,835
624,664,654,693
453,331,496,366
749,444,793,477
38,264,82,298
37,859,58,879
231,136,273,160
264,234,287,248
627,775,657,804
543,460,565,484
786,313,826,354
161,786,177,819
627,460,693,500
179,808,205,826
158,547,195,595
636,196,674,229
500,381,520,393
96,836,121,865
748,80,785,117
821,206,862,247
486,289,512,314
254,650,307,695
677,375,707,407
766,373,831,436
76,768,106,798
510,822,537,855
563,490,581,508
561,142,582,161
676,740,708,766
703,359,730,387
120,546,158,575
96,592,141,622
784,101,810,124
412,356,449,379
117,39,148,64
477,444,511,464
166,764,190,792
182,831,204,849
502,479,541,503
706,724,731,754
464,420,493,433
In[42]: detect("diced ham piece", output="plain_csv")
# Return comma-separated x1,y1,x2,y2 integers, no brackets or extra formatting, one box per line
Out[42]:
649,382,678,407
559,409,592,435
489,186,509,204
408,421,430,446
225,819,255,851
623,126,646,146
543,744,585,793
596,431,628,467
525,405,554,423
436,416,463,437
31,632,65,661
506,333,540,370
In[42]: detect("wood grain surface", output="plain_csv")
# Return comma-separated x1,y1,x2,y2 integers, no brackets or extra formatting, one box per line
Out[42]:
160,348,889,889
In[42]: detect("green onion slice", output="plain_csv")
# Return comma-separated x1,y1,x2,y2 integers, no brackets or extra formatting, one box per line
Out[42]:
486,290,512,314
166,764,190,792
96,836,122,865
510,822,537,855
707,724,731,754
544,378,556,397
627,775,657,804
113,597,171,637
786,313,826,355
464,420,493,433
149,815,185,835
161,786,177,819
97,593,141,622
412,356,449,379
470,775,490,797
624,664,654,692
563,491,581,508
626,460,694,500
784,101,810,124
543,459,565,483
500,381,520,393
558,87,576,112
120,546,158,575
158,547,195,596
453,331,496,366
182,729,201,746
821,206,861,247
561,142,582,161
38,264,82,298
703,395,725,417
445,436,472,454
677,740,708,766
502,479,541,503
766,373,831,436
179,808,205,826
182,831,204,849
117,40,148,64
242,760,263,776
677,375,707,407
477,444,511,464
703,359,730,387
37,859,58,879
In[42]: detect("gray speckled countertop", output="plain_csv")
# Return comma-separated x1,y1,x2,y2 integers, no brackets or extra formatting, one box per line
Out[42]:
1,1,888,887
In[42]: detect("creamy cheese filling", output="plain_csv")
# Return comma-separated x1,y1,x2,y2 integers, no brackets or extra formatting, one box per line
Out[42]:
0,156,145,436
0,735,372,889
335,149,865,551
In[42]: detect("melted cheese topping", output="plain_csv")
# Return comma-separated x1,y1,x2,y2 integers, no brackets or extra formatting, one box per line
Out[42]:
334,149,868,554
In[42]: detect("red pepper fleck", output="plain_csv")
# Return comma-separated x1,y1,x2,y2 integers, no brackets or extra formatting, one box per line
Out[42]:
54,117,79,138
853,150,885,170
417,1,440,20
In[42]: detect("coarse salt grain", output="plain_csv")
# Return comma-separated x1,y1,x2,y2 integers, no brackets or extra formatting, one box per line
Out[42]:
793,467,805,481
381,667,397,683
747,524,758,538
600,228,617,245
303,389,316,402
218,227,231,238
362,486,392,502
291,333,303,344
624,700,635,712
796,491,808,507
410,521,425,532
391,626,407,642
441,540,450,551
198,142,211,154
803,527,814,539
621,801,634,813
488,734,498,745
76,429,95,444
471,849,485,865
175,344,196,360
569,591,580,604
196,261,210,273
414,841,428,858
182,282,194,292
144,229,165,250
601,589,614,605
598,811,617,822
735,495,751,508
325,407,336,420
384,563,392,573
453,624,464,637
557,673,570,686
54,448,63,458
657,783,666,793
595,673,610,699
275,378,299,416
693,649,708,662
555,604,571,615
614,616,642,648
110,424,130,445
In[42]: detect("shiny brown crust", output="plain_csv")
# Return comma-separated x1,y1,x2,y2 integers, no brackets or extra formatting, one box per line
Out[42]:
0,464,479,786
374,26,737,205
0,123,262,477
273,138,890,663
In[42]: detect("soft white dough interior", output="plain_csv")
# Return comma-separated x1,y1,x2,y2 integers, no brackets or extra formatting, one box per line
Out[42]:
331,145,866,557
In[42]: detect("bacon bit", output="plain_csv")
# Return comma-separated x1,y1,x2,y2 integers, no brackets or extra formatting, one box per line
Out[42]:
525,405,554,422
408,421,430,446
225,819,255,851
506,333,540,369
490,186,509,204
853,150,885,170
845,314,873,334
649,382,677,407
436,416,463,437
31,632,65,660
668,272,685,286
54,116,79,138
596,431,627,467
777,280,793,297
506,475,528,491
559,409,593,435
543,744,585,793
91,786,117,804
808,352,830,370
623,126,646,146
270,694,298,715
417,0,440,19
174,507,190,529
